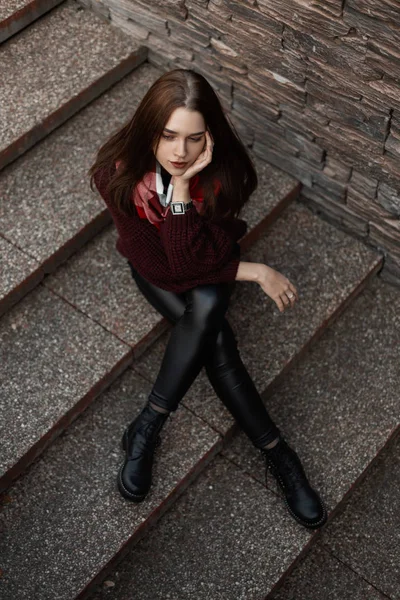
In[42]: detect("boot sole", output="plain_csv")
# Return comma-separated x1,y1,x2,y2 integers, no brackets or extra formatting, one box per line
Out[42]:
283,495,328,529
263,453,328,530
117,463,147,502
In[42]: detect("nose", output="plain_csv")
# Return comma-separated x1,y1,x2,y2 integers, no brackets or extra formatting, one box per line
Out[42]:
174,138,187,160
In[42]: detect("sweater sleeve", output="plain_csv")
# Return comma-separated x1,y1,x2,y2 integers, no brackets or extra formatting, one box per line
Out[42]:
212,215,248,242
93,166,241,288
93,166,171,275
158,206,241,280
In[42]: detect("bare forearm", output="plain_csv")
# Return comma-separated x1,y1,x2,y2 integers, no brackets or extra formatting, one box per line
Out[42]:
171,179,191,204
235,261,266,283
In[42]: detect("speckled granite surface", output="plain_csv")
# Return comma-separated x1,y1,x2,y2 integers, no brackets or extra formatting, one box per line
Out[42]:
0,368,220,600
87,455,311,600
0,236,42,313
240,152,298,232
0,284,130,483
0,0,34,20
320,434,400,599
0,0,144,158
223,275,400,508
0,0,65,45
44,225,168,351
269,435,400,599
0,61,160,299
133,201,382,436
269,543,388,600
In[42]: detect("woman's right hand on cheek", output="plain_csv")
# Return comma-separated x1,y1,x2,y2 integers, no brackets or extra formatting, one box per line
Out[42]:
175,130,214,182
257,264,299,313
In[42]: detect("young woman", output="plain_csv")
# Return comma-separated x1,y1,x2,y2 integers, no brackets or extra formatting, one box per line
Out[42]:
89,68,327,530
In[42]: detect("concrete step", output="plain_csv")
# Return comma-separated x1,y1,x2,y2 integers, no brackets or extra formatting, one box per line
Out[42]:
0,0,64,43
0,368,223,600
83,275,399,600
0,61,160,318
0,201,382,599
0,0,146,171
269,433,400,600
0,158,299,493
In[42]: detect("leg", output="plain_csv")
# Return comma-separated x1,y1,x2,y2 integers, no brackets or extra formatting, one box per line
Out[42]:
126,263,327,528
203,322,280,448
119,262,233,501
129,261,279,446
131,263,234,412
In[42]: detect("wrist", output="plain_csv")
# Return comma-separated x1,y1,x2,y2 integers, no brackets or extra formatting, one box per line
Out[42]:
172,177,190,190
171,177,191,204
236,261,267,283
254,263,270,284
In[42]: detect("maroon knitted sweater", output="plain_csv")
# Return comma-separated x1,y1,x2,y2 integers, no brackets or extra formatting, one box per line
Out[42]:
93,165,248,292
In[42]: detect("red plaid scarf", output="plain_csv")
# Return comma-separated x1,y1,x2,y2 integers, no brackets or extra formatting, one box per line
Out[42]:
115,159,221,231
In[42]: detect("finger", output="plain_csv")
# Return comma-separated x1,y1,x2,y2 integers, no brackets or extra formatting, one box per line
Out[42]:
284,286,297,301
206,130,214,152
285,292,296,308
285,283,299,302
289,282,298,297
280,294,291,309
275,297,285,313
199,143,213,166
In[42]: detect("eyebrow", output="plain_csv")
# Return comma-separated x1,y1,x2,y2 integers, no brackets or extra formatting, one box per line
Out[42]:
163,128,206,136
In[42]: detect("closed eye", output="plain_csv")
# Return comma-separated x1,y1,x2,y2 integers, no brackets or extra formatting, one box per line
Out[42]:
162,135,204,142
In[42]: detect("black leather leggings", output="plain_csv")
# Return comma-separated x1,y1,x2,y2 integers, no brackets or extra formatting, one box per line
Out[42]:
128,261,280,448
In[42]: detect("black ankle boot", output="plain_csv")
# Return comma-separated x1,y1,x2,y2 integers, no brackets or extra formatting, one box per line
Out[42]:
261,437,327,529
117,402,169,502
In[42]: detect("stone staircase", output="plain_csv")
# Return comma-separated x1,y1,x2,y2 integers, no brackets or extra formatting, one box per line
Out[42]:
0,1,398,599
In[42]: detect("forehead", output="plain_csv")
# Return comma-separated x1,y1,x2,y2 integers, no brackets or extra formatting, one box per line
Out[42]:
164,107,205,132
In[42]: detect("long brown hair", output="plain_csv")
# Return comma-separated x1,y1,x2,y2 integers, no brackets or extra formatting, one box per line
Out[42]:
88,68,257,220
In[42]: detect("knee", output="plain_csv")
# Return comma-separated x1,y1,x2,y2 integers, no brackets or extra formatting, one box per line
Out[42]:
188,285,232,330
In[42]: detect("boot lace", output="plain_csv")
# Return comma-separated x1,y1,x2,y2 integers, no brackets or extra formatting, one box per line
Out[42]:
263,442,308,492
127,414,165,460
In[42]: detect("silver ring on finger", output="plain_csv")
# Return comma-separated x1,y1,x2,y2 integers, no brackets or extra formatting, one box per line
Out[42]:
287,291,294,299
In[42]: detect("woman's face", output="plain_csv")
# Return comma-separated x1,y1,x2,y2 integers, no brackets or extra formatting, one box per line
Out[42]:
154,107,206,175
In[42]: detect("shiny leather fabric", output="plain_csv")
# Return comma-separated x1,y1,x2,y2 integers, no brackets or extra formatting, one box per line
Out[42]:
128,261,280,448
261,439,327,529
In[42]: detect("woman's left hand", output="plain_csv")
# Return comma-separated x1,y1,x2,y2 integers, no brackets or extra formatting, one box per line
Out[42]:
173,130,214,184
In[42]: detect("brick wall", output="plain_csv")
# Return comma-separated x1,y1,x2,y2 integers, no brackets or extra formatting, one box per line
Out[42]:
82,0,400,286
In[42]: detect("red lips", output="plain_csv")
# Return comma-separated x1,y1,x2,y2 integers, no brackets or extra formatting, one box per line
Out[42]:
170,161,187,168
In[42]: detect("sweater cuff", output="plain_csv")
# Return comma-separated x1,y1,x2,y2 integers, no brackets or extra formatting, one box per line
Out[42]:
165,203,199,230
217,255,241,283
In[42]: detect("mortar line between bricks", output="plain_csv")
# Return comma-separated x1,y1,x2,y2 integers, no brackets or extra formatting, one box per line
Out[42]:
383,107,394,148
318,543,395,599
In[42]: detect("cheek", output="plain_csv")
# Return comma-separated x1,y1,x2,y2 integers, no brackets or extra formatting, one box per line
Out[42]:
192,144,205,160
154,142,165,159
